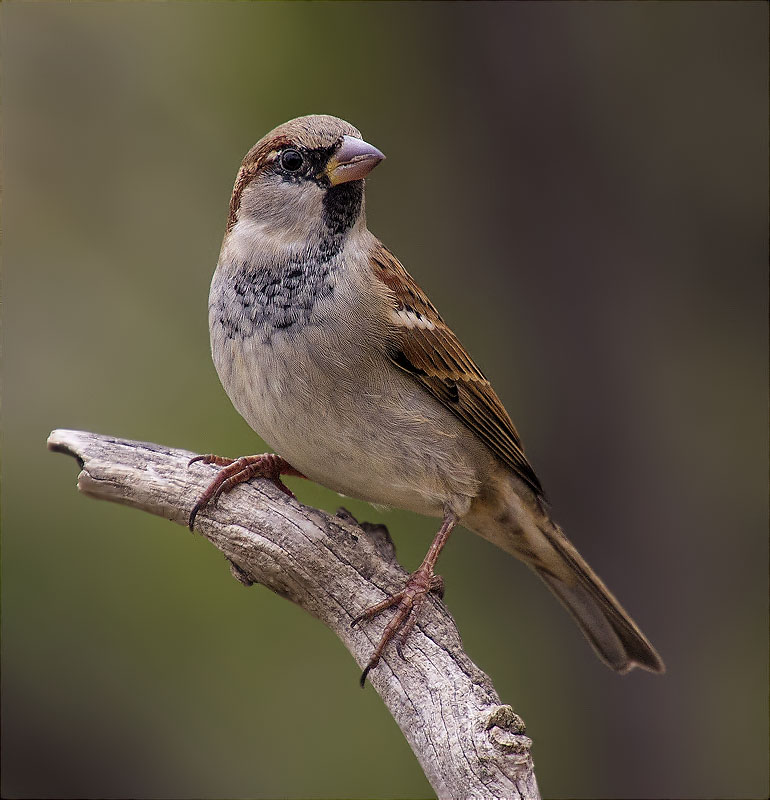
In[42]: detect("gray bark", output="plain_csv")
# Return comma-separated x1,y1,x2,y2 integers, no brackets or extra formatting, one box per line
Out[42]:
48,428,540,800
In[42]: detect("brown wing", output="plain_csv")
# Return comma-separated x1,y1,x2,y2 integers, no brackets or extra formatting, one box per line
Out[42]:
370,243,544,498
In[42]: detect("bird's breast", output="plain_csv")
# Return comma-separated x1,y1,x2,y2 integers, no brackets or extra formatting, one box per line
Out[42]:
209,256,337,343
208,252,377,450
207,252,490,517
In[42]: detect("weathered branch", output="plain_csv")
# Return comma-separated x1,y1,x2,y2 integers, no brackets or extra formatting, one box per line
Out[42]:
48,429,540,800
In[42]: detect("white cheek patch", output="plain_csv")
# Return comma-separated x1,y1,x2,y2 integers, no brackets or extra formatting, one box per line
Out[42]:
227,218,266,259
391,308,436,330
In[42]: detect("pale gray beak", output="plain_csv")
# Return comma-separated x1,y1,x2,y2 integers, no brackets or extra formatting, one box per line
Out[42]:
326,135,385,185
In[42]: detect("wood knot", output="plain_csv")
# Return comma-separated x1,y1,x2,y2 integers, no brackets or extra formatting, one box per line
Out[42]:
228,560,255,586
336,508,397,563
482,705,532,756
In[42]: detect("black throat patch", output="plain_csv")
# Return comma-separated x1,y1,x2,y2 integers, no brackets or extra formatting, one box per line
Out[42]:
216,165,363,343
319,180,362,260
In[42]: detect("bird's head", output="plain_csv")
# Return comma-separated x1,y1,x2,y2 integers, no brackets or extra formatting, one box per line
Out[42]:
224,115,384,258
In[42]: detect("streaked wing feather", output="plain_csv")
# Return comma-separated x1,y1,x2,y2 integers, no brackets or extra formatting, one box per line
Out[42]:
370,244,544,497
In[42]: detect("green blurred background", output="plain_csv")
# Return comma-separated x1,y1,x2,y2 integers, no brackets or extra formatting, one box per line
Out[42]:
3,2,767,798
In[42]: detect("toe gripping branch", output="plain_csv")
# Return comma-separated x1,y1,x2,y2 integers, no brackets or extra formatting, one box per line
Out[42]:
187,453,305,530
351,511,456,687
188,452,456,689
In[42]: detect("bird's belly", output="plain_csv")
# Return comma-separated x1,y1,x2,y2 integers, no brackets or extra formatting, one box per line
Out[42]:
211,325,487,517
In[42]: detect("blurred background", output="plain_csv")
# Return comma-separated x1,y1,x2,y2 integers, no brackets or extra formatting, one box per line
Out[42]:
3,2,767,798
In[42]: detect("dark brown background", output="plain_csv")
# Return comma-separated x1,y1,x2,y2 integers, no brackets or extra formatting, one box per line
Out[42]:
3,2,767,797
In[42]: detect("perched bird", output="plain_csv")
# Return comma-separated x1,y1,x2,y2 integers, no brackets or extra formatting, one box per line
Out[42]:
190,114,664,684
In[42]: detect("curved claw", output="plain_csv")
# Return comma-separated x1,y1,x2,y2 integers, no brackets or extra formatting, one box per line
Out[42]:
188,454,236,469
211,480,231,506
395,640,407,661
188,502,203,531
359,663,373,689
187,452,306,532
395,612,420,661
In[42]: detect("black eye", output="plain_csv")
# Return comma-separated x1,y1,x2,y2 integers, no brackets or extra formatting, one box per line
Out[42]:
280,148,304,172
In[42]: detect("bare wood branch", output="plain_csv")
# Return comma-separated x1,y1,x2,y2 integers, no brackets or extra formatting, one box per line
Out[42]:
48,428,540,800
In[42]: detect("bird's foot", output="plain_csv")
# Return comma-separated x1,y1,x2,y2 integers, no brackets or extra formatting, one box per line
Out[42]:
187,453,305,530
351,568,445,687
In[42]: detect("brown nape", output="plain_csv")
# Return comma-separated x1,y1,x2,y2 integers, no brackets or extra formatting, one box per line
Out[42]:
227,161,262,233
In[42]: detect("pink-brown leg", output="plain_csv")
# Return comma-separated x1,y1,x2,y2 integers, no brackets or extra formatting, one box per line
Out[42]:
351,511,457,686
187,453,306,530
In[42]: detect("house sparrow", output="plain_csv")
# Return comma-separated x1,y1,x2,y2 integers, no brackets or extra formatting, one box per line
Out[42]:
190,114,664,684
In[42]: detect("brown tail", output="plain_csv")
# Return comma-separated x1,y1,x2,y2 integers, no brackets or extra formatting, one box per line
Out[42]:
533,521,665,674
